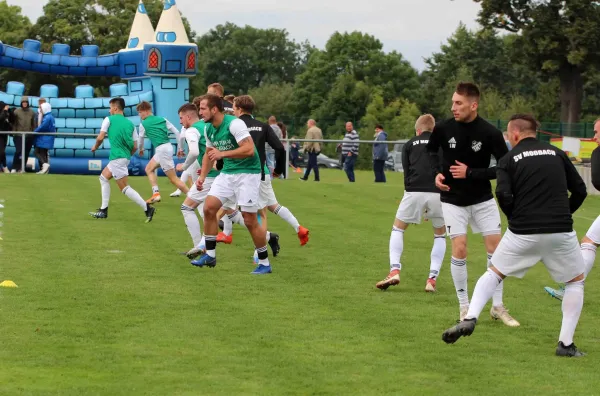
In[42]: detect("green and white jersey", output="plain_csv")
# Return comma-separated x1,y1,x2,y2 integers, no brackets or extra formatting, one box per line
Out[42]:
204,115,261,175
101,115,137,161
138,115,180,150
192,120,220,178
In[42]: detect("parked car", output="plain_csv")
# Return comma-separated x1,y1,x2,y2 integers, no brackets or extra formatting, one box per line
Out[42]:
386,141,409,172
293,149,342,169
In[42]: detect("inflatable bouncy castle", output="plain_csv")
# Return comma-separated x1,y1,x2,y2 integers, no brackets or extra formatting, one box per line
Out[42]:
0,0,197,175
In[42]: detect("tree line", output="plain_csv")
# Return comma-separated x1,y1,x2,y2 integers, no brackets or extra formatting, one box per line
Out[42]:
1,0,599,150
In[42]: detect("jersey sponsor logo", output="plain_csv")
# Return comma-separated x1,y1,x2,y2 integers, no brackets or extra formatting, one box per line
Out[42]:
412,139,429,146
247,126,263,132
513,149,556,163
448,137,456,148
472,141,482,152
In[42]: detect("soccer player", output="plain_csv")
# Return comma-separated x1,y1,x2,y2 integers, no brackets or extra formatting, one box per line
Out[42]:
169,125,199,198
206,83,234,115
230,95,310,248
442,114,588,357
191,94,271,275
545,117,600,300
376,114,446,292
136,101,187,203
175,102,218,259
89,98,156,222
426,82,518,326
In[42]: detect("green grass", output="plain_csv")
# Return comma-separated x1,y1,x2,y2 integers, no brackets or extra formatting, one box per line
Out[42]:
1,169,600,395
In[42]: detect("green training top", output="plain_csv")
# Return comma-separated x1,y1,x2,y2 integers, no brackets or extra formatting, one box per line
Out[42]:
141,115,171,147
107,114,135,161
192,120,220,178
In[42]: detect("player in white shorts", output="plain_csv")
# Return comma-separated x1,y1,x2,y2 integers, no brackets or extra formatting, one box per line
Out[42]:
89,97,155,223
376,115,447,292
426,82,519,327
170,126,200,197
135,101,187,204
191,94,271,275
545,117,600,300
442,114,588,357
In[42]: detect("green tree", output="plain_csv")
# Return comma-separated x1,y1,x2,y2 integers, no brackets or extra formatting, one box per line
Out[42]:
248,82,295,119
197,23,304,95
473,0,600,123
0,1,32,91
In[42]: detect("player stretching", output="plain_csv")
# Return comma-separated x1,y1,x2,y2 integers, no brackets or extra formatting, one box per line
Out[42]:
136,101,187,203
177,101,221,259
376,114,446,292
442,114,587,357
191,94,271,274
170,125,199,198
426,82,518,326
89,98,155,222
545,117,600,300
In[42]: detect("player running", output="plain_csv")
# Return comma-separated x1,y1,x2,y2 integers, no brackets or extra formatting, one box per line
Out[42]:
376,114,446,292
191,94,271,274
442,114,588,357
89,98,155,222
426,82,518,326
136,101,187,203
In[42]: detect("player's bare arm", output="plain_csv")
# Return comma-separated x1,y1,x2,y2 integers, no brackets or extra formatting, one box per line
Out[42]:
208,136,255,161
91,130,106,153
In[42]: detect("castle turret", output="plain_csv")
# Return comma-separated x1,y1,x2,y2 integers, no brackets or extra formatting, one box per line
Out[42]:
119,0,155,95
142,0,198,126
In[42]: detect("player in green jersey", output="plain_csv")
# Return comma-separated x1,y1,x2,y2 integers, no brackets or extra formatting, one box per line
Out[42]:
136,101,187,203
89,98,156,222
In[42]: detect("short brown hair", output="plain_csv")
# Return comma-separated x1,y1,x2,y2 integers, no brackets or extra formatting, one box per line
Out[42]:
456,82,480,101
415,114,435,132
200,94,224,113
136,101,152,112
178,103,198,115
509,113,539,133
109,97,125,111
224,95,235,103
208,83,224,97
233,95,255,114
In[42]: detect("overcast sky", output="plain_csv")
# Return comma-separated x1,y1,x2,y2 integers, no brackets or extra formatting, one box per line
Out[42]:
7,0,482,71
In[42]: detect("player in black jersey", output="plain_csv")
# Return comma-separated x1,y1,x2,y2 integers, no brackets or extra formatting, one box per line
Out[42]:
376,114,447,292
426,82,518,327
545,117,600,300
207,83,234,115
442,114,587,357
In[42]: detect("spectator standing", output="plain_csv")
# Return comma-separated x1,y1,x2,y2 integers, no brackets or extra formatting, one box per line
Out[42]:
12,96,36,173
342,122,359,182
34,102,55,174
300,119,323,182
277,122,287,178
0,101,14,173
290,136,300,168
373,124,388,183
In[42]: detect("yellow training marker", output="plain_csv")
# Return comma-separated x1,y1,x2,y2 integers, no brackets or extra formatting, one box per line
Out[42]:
0,280,18,288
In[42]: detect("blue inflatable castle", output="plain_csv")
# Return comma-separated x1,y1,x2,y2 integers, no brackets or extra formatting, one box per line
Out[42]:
0,0,197,175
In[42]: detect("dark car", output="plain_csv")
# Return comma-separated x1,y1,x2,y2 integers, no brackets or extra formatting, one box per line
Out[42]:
294,149,341,169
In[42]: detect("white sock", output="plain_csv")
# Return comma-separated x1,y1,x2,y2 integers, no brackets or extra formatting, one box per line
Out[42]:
152,185,160,194
99,175,110,209
451,256,469,307
198,235,206,249
266,231,271,241
466,269,503,320
256,245,270,266
180,170,190,184
429,234,446,279
223,214,234,236
274,205,300,232
230,210,247,230
197,202,205,220
123,186,148,210
181,204,202,247
559,281,584,346
581,243,596,278
389,226,404,271
488,253,504,307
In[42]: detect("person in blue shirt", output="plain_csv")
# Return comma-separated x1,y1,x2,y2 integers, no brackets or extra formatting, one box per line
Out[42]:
34,102,55,174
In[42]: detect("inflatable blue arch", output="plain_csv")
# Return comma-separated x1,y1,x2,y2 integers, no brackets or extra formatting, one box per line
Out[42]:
0,0,197,175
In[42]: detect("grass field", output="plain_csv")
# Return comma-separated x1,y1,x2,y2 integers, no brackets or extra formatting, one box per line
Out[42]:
1,169,600,395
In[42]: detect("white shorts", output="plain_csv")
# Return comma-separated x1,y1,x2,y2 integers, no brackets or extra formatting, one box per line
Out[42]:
187,177,214,204
187,161,200,183
258,175,278,209
209,173,261,213
492,229,585,283
152,143,175,172
442,199,501,238
585,215,600,244
107,158,130,180
396,192,444,229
